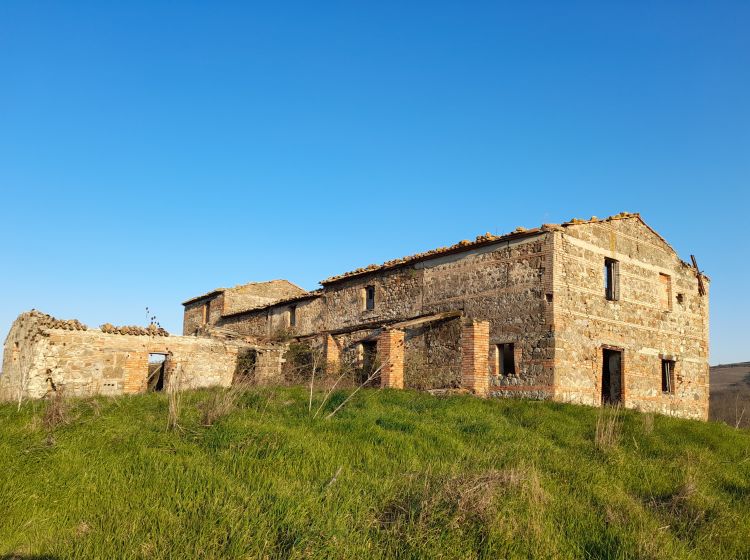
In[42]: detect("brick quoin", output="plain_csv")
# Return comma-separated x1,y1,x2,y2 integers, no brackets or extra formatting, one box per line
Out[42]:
461,320,490,396
378,328,404,389
324,334,339,374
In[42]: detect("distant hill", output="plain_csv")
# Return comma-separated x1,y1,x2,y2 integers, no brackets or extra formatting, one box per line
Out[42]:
710,361,750,428
712,361,750,369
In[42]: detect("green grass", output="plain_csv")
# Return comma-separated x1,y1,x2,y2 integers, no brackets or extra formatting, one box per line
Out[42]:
1,387,749,559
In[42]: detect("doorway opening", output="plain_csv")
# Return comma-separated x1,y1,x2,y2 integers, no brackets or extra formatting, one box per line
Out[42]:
358,340,378,385
601,348,623,405
148,353,168,392
233,348,257,385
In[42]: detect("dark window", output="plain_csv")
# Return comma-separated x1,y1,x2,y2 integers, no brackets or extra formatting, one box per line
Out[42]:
497,343,516,375
605,258,620,301
289,305,297,327
203,301,211,324
661,359,675,394
365,285,375,311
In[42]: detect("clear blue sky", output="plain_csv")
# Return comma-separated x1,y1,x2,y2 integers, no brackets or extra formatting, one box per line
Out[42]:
1,2,748,364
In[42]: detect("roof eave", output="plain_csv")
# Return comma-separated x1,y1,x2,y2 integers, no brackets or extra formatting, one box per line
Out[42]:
181,289,225,306
221,292,324,318
320,228,544,286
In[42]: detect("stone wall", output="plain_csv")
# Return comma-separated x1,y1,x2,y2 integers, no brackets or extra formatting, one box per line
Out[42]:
252,346,287,385
0,311,285,401
417,234,555,398
324,267,425,330
200,233,558,398
552,217,710,420
177,213,709,420
222,280,305,316
183,292,225,335
219,307,270,338
403,318,461,389
182,281,306,336
330,328,380,373
220,297,325,340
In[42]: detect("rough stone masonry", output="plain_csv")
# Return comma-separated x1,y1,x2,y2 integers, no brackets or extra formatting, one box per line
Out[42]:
1,213,709,420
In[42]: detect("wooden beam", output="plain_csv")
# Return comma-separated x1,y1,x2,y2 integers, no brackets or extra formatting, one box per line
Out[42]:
390,311,463,330
690,254,706,296
292,310,465,340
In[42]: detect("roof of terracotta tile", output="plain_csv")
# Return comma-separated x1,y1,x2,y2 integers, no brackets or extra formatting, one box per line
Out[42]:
184,212,706,307
182,288,226,306
182,279,305,306
320,212,657,284
560,212,685,257
221,289,324,318
320,228,543,285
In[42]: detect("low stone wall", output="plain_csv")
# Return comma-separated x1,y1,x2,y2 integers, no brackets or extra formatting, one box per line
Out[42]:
0,311,285,401
403,319,461,390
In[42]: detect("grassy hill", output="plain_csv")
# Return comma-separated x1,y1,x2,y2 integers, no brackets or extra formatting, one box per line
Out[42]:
1,387,749,559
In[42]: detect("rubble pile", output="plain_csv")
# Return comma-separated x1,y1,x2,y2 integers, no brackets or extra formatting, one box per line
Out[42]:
99,323,169,337
28,310,87,331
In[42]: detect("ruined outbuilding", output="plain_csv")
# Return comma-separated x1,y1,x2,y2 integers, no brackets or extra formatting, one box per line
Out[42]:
1,213,709,420
0,311,285,401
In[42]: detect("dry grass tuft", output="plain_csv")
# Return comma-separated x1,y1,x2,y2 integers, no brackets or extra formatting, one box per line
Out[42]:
43,388,71,430
595,404,622,449
75,521,92,537
140,541,156,557
379,464,547,532
198,381,253,426
167,366,183,432
641,411,655,434
25,414,43,433
648,467,709,538
87,399,102,418
442,467,544,525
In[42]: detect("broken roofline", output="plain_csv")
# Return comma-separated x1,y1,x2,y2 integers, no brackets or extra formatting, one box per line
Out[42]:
320,211,707,285
181,279,304,306
183,212,707,311
320,227,546,285
182,289,225,306
220,290,323,318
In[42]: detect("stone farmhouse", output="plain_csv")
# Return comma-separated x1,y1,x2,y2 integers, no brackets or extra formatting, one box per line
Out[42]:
1,212,709,420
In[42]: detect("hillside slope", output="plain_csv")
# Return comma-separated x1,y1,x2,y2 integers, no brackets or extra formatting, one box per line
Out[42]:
710,362,750,428
1,388,749,559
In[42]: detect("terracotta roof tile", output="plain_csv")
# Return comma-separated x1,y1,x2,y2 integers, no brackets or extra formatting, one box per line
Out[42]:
321,212,644,284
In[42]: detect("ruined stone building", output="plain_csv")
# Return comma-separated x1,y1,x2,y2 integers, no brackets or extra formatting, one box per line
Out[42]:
1,213,710,420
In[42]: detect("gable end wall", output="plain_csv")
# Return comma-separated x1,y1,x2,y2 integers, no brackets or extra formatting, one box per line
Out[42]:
551,219,709,420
